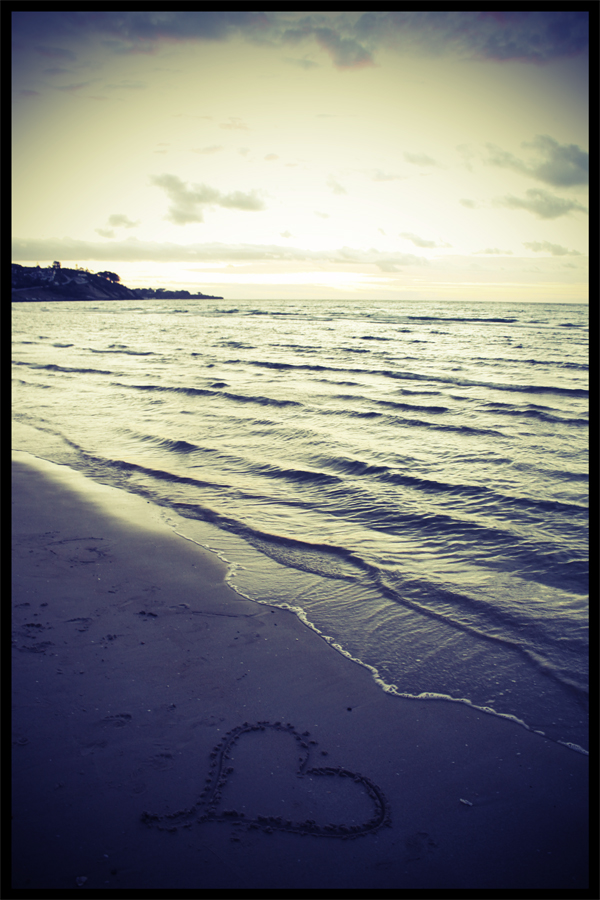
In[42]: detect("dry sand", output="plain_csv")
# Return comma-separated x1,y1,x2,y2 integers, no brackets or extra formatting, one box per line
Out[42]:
11,452,589,891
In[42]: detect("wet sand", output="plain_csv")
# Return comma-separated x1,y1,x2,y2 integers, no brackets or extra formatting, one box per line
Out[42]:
11,452,589,891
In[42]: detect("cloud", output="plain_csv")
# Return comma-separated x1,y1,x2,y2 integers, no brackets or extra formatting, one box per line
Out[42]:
311,27,374,69
264,154,279,161
403,152,437,167
95,213,140,238
280,20,374,69
95,214,140,237
497,188,587,219
34,44,77,60
150,173,265,224
13,11,589,66
283,56,319,69
474,248,513,255
459,198,477,208
14,11,270,50
475,11,588,62
101,39,161,57
456,144,476,172
334,246,424,270
486,135,588,187
401,232,437,248
218,191,265,210
523,241,581,256
192,145,224,154
108,214,139,228
327,176,347,195
219,117,249,130
372,170,401,182
12,236,429,271
104,80,146,91
352,11,588,63
54,82,91,92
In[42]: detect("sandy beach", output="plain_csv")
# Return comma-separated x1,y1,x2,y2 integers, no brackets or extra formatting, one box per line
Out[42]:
11,451,589,891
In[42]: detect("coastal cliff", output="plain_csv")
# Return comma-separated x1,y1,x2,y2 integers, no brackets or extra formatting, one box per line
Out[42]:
11,263,223,301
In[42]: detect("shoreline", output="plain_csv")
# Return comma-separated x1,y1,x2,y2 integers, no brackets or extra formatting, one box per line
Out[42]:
11,452,589,890
156,495,589,757
222,553,589,758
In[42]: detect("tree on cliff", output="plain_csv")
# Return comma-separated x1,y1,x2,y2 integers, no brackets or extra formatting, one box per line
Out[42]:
97,271,121,282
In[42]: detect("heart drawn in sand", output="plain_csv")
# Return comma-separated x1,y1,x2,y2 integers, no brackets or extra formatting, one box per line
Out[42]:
141,721,391,839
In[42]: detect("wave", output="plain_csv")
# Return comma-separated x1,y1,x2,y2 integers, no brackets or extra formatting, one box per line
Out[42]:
219,391,301,408
13,378,55,390
111,427,587,523
375,569,585,656
467,356,587,371
76,447,587,595
381,371,588,398
114,381,302,408
247,309,292,316
375,400,449,414
483,404,588,427
18,352,586,400
358,335,392,341
82,443,344,496
88,348,156,356
398,388,442,396
321,408,504,437
509,461,588,483
246,359,330,372
77,449,587,663
507,358,587,371
241,359,588,398
318,455,588,517
145,436,202,454
407,315,518,324
85,455,222,492
13,361,113,375
327,394,452,415
248,461,342,486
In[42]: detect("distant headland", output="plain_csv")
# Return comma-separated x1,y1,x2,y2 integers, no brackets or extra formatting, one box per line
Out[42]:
11,262,223,302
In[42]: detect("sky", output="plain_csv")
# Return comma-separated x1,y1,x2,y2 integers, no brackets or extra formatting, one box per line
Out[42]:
12,10,589,302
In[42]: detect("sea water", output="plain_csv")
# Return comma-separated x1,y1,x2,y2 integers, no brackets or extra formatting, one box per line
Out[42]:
12,298,588,751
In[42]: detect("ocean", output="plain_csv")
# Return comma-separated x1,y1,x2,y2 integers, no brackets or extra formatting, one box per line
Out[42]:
12,298,589,752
